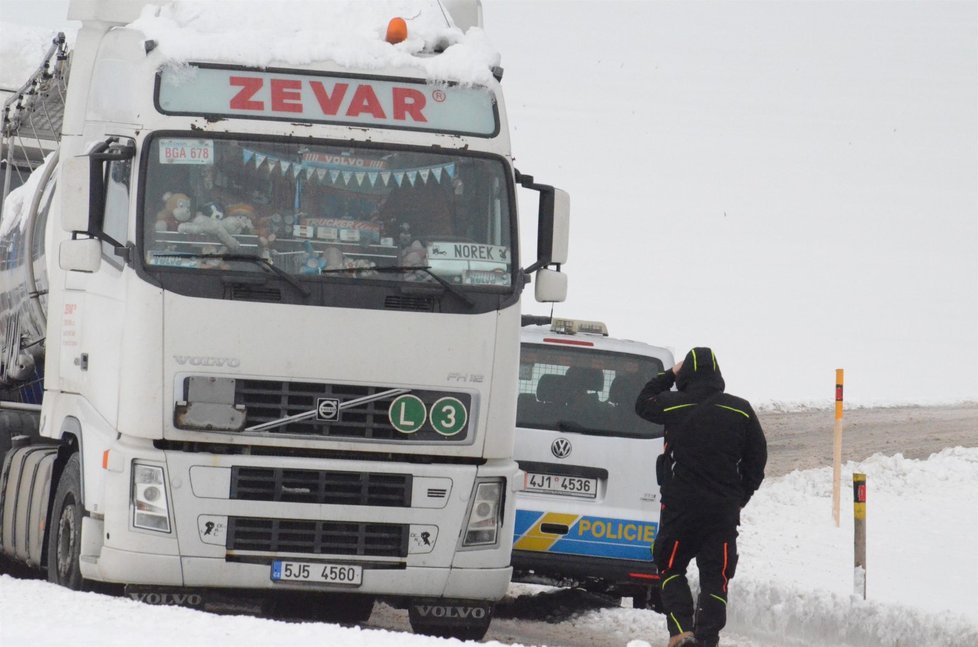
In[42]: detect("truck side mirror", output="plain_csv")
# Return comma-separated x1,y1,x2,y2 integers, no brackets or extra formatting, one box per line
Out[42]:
59,238,102,272
516,171,570,270
541,188,569,265
60,138,134,244
61,155,90,233
516,172,570,302
535,267,567,303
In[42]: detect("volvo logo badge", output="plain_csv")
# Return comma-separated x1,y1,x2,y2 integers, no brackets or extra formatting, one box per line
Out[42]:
551,438,572,459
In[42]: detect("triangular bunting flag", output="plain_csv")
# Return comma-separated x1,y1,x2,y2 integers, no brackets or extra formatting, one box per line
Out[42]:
355,172,366,186
432,167,443,183
394,172,404,186
420,169,430,184
407,170,418,186
367,173,378,187
445,163,456,178
342,171,353,185
242,149,255,165
381,172,391,186
329,170,340,184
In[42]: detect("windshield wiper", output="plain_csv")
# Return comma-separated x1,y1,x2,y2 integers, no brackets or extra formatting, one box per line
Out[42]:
153,252,310,298
321,264,474,308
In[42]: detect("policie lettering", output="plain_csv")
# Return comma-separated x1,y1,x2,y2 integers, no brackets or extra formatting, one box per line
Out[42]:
228,76,428,122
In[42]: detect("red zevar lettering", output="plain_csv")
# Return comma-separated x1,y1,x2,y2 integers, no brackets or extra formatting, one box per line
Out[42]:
346,85,385,119
228,76,428,123
229,76,264,110
271,79,303,113
309,81,349,115
392,87,427,122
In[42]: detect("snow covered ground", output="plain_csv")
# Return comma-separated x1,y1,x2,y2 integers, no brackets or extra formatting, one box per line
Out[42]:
1,2,976,646
3,447,976,646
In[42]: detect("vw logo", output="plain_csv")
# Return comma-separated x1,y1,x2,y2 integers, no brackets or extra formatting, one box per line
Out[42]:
551,438,572,459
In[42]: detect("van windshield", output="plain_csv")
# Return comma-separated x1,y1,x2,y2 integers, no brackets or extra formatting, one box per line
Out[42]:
517,344,665,439
141,135,513,289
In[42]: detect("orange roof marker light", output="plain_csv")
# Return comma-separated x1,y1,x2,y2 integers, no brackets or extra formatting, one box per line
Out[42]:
386,17,408,44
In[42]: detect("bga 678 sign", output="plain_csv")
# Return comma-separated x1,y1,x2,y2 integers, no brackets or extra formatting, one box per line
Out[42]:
157,65,498,136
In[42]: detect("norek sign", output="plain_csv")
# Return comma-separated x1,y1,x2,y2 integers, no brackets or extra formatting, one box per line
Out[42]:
157,65,498,136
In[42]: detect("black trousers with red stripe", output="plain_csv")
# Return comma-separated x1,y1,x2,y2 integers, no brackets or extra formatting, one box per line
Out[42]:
652,504,740,645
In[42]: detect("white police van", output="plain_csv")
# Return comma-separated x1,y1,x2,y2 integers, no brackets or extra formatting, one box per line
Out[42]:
512,317,674,609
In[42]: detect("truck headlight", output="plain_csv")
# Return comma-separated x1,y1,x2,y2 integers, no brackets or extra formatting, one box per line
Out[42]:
462,479,503,547
132,463,171,533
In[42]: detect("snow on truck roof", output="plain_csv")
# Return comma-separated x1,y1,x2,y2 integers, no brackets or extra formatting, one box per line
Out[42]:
84,0,500,85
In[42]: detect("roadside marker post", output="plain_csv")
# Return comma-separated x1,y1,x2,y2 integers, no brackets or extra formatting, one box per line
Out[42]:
853,472,867,599
832,368,844,527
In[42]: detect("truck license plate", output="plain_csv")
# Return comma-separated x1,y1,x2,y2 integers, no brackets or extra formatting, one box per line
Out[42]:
271,561,363,585
523,472,598,499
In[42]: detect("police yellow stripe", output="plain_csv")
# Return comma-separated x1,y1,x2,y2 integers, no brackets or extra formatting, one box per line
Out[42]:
513,512,580,552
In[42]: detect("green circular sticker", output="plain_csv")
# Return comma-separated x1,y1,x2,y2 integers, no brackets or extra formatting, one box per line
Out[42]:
388,394,427,434
429,397,467,436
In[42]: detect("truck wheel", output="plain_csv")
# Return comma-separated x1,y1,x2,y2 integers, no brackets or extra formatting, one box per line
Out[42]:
47,453,84,590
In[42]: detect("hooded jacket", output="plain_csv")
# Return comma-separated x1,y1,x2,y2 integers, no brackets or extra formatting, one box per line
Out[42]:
635,347,767,509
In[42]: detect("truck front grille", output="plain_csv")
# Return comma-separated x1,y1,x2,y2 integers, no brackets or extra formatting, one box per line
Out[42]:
235,380,471,442
226,517,408,557
230,467,412,507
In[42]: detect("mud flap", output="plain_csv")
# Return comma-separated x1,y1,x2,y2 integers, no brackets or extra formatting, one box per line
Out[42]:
408,598,494,639
125,585,264,614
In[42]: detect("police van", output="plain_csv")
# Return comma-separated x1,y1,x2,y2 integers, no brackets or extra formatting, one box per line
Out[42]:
512,317,674,609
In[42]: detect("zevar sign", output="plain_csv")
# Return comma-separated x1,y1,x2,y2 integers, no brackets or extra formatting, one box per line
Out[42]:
157,65,499,136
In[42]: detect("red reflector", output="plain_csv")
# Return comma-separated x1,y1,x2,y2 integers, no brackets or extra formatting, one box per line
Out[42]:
628,572,660,580
542,337,594,347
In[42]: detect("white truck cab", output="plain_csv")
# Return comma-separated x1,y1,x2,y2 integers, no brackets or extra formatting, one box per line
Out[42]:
511,317,673,610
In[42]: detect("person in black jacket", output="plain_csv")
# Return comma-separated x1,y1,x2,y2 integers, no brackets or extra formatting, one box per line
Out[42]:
635,347,766,647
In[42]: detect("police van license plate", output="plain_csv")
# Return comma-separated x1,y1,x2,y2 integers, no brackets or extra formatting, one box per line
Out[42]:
524,472,597,498
271,561,363,585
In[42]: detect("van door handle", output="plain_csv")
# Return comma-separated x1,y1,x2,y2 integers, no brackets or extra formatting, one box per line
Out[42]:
540,523,569,535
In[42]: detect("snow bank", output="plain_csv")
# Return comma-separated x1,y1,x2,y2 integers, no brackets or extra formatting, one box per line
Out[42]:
3,448,975,646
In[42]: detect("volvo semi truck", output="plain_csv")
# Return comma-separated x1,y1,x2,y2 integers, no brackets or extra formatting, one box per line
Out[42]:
0,1,569,639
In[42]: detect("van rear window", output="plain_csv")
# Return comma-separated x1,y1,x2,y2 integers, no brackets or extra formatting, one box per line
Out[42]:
517,345,664,439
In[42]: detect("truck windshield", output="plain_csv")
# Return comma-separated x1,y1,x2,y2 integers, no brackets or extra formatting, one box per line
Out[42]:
141,135,514,289
517,344,665,439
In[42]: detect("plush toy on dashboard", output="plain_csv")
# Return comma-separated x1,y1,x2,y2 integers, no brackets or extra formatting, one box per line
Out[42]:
299,240,327,274
155,192,193,232
178,201,247,249
222,203,257,238
256,212,290,257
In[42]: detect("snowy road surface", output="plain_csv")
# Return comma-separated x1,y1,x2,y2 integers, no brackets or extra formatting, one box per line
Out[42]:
2,405,976,647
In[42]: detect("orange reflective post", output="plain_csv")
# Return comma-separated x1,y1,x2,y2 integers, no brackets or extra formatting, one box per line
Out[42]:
832,368,844,527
